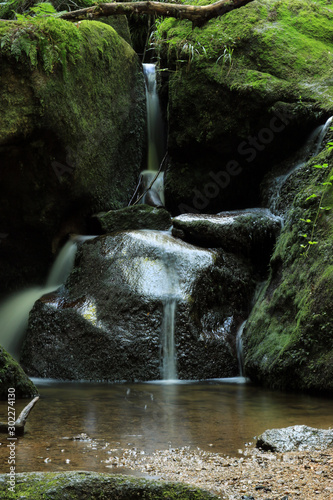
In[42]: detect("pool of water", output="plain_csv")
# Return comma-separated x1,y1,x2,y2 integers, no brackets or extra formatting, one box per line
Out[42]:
0,378,332,474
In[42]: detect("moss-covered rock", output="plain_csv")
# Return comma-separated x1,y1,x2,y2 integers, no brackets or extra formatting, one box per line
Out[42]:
243,144,333,395
0,18,146,295
91,204,172,234
0,347,37,400
154,0,333,214
0,471,222,499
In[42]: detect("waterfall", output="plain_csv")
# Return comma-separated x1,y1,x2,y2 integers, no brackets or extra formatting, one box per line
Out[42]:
236,321,246,377
161,298,177,380
270,116,333,213
0,239,78,358
143,63,165,172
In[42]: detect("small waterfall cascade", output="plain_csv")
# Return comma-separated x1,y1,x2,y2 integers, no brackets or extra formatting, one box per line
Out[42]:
140,63,166,206
143,63,165,172
0,238,78,358
159,254,179,381
236,321,246,377
270,116,333,213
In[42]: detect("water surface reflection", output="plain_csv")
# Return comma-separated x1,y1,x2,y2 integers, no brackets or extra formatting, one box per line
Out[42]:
0,378,332,473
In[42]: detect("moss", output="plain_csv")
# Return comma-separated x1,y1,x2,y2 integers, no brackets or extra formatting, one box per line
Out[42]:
0,465,221,498
0,347,37,399
243,148,333,394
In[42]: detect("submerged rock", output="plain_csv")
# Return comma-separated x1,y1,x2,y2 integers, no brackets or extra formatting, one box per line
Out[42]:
172,209,282,269
90,205,172,234
0,347,37,400
20,230,254,381
257,425,333,452
0,471,221,499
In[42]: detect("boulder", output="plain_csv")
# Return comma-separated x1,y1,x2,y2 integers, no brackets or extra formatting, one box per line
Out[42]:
0,347,37,400
20,230,255,381
0,19,146,295
0,471,221,499
90,205,172,234
257,425,333,453
243,144,333,393
156,0,333,214
172,209,282,269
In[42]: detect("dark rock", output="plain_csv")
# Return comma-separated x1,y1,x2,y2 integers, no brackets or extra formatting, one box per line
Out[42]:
20,230,255,381
172,209,282,271
256,425,333,452
90,205,172,234
0,347,37,400
0,20,146,295
0,471,221,499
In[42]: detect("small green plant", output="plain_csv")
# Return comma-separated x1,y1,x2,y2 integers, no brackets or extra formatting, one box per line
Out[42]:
216,45,234,76
0,3,82,74
300,157,333,256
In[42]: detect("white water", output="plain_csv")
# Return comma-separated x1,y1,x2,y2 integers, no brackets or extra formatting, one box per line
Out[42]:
161,298,177,380
236,321,246,377
143,63,165,172
270,116,333,213
0,239,78,358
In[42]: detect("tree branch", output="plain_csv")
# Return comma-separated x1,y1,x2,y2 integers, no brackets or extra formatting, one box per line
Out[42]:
60,0,255,28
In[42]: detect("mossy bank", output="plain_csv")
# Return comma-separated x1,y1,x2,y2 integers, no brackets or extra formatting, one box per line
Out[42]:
243,142,333,395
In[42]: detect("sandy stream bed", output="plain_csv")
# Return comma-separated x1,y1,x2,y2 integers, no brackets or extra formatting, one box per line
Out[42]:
106,445,333,499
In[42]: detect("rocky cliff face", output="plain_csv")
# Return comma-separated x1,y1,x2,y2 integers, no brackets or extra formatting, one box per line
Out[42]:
0,19,146,295
154,0,333,215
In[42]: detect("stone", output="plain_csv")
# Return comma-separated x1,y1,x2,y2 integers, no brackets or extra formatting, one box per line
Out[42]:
172,209,282,269
0,471,221,499
90,205,172,234
0,347,37,400
256,425,333,453
20,230,255,381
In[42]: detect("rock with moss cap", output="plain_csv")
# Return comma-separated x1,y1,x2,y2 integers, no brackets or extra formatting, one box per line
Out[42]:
156,0,333,214
0,471,223,499
90,205,172,234
0,18,146,295
0,347,37,400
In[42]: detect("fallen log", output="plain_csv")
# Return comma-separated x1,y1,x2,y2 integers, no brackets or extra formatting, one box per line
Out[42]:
0,396,39,436
60,0,255,28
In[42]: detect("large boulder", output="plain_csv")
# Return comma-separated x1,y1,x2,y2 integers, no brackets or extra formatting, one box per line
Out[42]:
0,347,37,400
0,18,146,295
155,0,333,214
20,230,255,381
0,471,221,499
243,143,333,394
257,425,333,452
172,209,282,270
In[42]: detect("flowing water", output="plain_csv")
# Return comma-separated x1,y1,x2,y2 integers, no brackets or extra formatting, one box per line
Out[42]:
269,116,333,213
0,239,78,358
0,379,333,474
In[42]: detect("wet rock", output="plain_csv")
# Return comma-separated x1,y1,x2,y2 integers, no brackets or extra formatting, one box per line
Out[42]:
90,205,171,234
20,230,254,381
256,425,333,452
0,347,37,400
172,209,282,270
0,471,221,499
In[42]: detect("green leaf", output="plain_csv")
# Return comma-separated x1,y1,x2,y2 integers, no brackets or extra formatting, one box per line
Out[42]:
305,194,317,201
300,218,312,223
322,182,332,186
313,164,323,169
308,241,318,245
300,234,308,238
300,244,307,248
319,206,332,211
